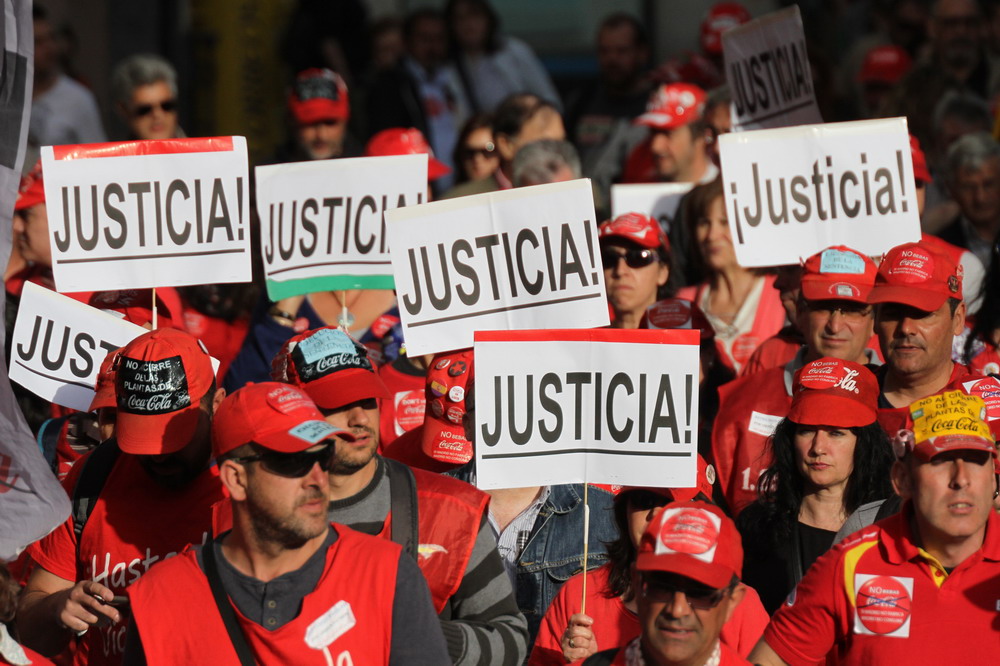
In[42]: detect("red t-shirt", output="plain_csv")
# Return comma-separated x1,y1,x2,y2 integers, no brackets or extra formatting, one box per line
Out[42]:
529,563,769,665
27,452,225,666
377,360,426,451
765,507,1000,665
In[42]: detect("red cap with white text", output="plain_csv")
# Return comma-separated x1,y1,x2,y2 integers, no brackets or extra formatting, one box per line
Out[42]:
799,245,877,304
868,241,962,312
788,357,879,428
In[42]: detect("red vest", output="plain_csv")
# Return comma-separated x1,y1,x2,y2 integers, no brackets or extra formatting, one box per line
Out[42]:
129,527,397,665
382,467,488,613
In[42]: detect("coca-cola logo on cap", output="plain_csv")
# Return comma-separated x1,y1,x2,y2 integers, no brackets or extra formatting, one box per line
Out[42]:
292,329,371,383
118,355,191,415
887,247,933,283
657,508,719,555
798,360,861,393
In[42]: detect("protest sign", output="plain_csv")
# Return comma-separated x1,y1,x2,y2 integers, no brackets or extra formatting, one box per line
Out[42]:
385,179,609,356
722,6,822,131
720,117,920,267
473,328,700,490
41,137,252,293
610,182,694,235
9,283,147,411
255,154,427,300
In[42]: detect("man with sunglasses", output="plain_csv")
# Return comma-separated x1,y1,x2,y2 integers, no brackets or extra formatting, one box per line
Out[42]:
111,54,182,141
122,381,448,664
584,500,750,665
750,390,1000,665
712,246,881,514
271,327,529,665
18,329,227,666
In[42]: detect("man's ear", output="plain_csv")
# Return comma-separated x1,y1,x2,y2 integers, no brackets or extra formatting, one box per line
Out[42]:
723,582,748,623
219,459,249,501
213,387,227,412
891,459,911,500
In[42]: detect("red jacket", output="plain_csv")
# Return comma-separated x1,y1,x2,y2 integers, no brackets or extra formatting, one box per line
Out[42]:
129,527,397,665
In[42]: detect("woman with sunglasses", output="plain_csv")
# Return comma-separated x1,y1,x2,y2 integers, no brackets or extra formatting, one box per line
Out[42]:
528,472,768,665
452,113,500,185
598,213,673,329
736,358,894,613
676,177,785,374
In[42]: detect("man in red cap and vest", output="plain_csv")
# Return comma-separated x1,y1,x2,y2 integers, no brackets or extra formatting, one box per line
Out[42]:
123,382,449,664
271,326,528,664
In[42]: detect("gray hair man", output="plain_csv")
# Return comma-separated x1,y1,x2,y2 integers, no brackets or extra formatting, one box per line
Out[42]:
512,139,582,187
936,131,1000,267
111,53,182,141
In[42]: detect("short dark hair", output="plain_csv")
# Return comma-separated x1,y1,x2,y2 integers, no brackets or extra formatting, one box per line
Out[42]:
598,12,647,47
492,93,560,140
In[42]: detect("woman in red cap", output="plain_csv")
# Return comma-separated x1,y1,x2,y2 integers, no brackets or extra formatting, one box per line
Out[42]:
598,213,673,329
736,358,894,613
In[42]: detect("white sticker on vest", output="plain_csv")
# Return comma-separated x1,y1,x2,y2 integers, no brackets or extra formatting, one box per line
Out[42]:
305,600,356,649
853,574,913,638
748,411,783,437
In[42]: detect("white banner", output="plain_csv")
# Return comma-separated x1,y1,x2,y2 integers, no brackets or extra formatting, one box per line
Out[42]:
42,137,252,292
255,154,427,299
610,182,694,235
473,328,700,490
720,117,921,267
385,179,609,356
9,283,147,411
722,6,822,131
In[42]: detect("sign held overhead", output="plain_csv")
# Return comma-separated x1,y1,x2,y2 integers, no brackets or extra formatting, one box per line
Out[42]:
41,137,252,293
610,182,694,235
474,328,700,490
720,117,920,267
385,179,610,356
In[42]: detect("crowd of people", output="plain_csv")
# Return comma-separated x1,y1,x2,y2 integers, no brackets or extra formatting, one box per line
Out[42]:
4,1,1000,665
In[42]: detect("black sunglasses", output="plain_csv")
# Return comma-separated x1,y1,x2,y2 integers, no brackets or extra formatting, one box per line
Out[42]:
232,442,335,478
133,100,177,117
601,247,658,270
461,143,496,160
640,574,732,610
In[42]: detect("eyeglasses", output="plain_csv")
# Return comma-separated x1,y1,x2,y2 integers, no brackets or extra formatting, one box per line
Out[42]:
460,142,496,160
133,100,177,117
231,442,335,478
640,576,731,610
804,302,872,322
601,247,659,270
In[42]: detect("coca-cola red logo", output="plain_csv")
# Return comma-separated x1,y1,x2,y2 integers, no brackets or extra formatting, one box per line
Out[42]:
117,356,191,415
658,508,719,554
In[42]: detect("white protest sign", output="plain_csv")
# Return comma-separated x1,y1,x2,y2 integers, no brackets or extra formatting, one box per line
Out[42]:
41,137,252,293
255,155,427,300
385,179,609,356
9,283,147,411
722,6,822,131
610,183,694,235
474,328,700,490
720,117,920,267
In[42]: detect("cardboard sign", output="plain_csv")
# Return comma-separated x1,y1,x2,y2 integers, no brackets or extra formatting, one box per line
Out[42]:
41,137,252,292
255,155,428,300
722,6,822,131
610,182,694,235
9,283,147,411
720,117,920,267
473,328,700,490
385,179,610,356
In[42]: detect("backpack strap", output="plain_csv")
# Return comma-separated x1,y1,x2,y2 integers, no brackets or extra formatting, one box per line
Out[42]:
202,541,258,666
383,457,419,561
72,439,121,542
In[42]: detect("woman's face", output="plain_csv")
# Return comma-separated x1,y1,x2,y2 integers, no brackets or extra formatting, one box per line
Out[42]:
602,241,668,324
461,127,499,181
793,424,858,492
695,196,736,273
452,1,490,52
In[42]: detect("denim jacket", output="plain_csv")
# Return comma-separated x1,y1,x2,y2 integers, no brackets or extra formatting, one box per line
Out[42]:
514,483,618,644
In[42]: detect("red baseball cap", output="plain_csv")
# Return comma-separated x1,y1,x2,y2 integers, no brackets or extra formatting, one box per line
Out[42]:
636,500,742,589
271,326,390,410
15,160,45,211
635,83,706,130
642,298,714,342
598,212,670,253
859,45,911,85
910,135,931,185
700,3,751,56
89,347,123,412
288,68,350,125
115,328,216,455
897,389,997,462
788,358,879,428
212,382,355,458
868,241,962,312
422,348,474,465
617,455,717,504
365,127,451,181
799,246,878,304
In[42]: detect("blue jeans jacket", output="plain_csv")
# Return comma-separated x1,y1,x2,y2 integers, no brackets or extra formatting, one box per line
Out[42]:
514,483,618,645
